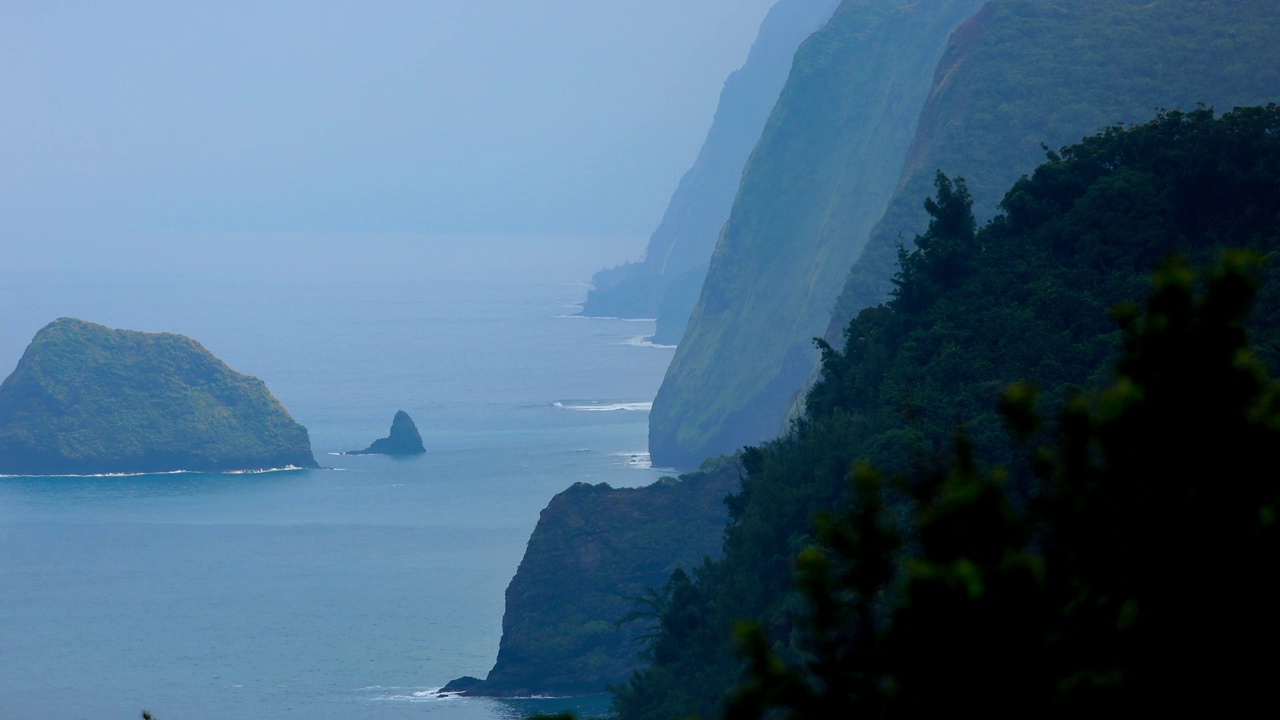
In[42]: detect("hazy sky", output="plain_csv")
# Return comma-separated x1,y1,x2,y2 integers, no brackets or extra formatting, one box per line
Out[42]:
1,0,778,244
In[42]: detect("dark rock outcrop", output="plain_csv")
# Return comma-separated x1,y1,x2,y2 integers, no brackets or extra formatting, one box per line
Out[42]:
0,318,318,475
458,463,739,697
348,410,425,455
437,676,482,695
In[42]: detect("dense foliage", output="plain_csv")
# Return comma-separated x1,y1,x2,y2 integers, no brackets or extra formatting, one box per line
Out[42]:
0,318,317,474
830,0,1280,342
728,253,1280,716
613,106,1280,719
656,0,1280,472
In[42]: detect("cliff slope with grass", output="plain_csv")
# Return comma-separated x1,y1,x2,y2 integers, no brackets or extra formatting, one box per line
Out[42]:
649,0,986,468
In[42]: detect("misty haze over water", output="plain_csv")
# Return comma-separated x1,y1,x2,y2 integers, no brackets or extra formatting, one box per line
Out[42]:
0,241,675,717
0,2,775,717
2,0,776,247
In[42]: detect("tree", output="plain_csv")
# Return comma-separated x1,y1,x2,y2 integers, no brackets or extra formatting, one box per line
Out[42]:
726,253,1280,718
891,172,978,312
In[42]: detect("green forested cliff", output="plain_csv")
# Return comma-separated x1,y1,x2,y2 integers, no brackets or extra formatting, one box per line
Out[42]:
727,252,1280,717
580,0,840,339
649,0,985,469
654,0,1280,470
827,0,1280,343
0,318,317,474
496,0,1280,707
614,106,1280,719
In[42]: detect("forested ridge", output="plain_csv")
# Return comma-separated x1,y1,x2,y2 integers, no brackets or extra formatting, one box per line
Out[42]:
609,106,1280,718
651,0,1280,471
829,0,1280,342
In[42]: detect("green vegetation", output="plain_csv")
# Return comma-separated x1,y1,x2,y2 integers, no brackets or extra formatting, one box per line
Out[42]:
649,0,985,468
727,252,1280,716
830,0,1280,342
613,106,1280,719
654,0,1280,472
464,466,737,697
0,318,317,474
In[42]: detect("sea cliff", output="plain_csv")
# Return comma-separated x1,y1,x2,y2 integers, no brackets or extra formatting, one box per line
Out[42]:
461,464,737,697
581,0,841,345
487,0,1280,709
653,0,1280,469
649,0,986,468
617,103,1280,720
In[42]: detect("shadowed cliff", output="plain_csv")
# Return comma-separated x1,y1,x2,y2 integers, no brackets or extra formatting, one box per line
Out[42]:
581,0,841,345
460,464,737,697
649,0,986,468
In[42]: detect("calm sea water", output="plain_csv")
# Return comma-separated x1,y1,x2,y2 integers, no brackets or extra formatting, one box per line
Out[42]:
0,235,675,719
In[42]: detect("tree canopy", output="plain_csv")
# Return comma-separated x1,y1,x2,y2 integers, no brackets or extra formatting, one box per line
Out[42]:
727,253,1280,717
612,105,1280,720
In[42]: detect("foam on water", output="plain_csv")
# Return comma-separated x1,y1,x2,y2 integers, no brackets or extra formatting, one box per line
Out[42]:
223,465,309,475
0,466,308,479
553,401,652,412
371,687,458,703
609,451,653,469
557,313,658,322
623,335,677,349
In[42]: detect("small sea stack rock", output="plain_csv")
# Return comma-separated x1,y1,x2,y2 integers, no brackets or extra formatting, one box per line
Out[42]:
349,410,425,455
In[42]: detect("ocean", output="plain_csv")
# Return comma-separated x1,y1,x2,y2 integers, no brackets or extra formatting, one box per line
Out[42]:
0,235,675,719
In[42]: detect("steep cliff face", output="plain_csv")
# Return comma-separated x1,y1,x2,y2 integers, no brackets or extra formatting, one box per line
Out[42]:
581,0,841,343
649,0,986,469
826,0,1280,344
616,103,1280,720
0,318,317,475
462,465,737,697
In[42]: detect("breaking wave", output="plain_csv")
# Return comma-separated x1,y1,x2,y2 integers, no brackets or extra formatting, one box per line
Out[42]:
554,401,652,412
622,335,676,349
0,465,310,479
556,314,658,322
610,451,652,469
